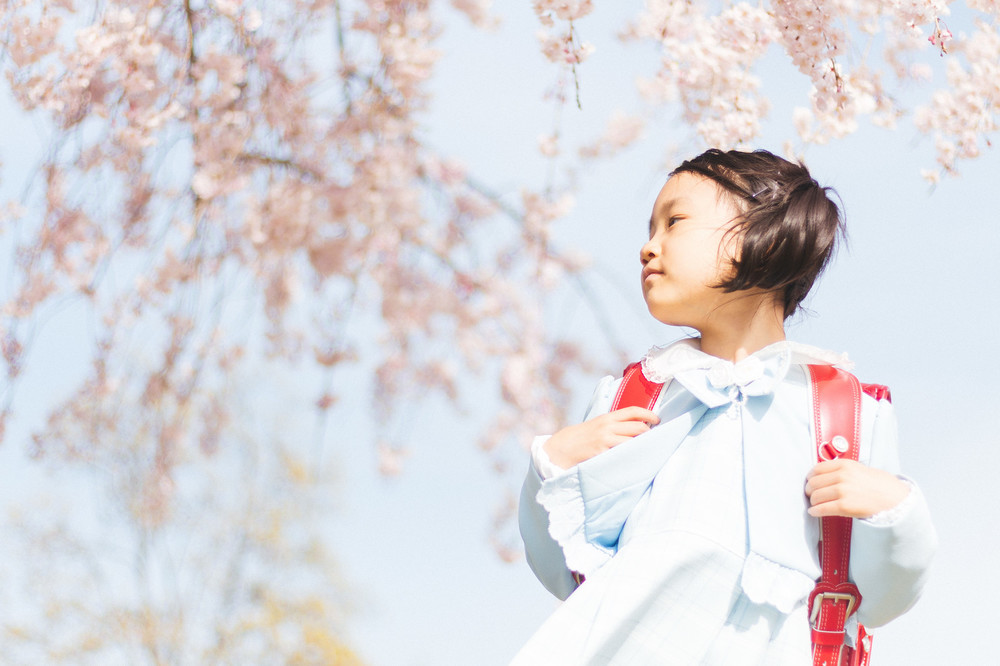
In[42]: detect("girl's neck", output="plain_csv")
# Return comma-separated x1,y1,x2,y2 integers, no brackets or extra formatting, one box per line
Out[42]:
695,294,786,362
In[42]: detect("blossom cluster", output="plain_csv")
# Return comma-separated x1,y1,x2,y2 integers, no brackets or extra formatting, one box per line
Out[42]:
546,1,993,177
578,110,645,159
914,17,1000,178
532,0,596,113
450,0,499,29
625,2,778,148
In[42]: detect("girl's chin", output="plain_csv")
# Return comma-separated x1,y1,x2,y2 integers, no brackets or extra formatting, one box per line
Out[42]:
645,304,689,328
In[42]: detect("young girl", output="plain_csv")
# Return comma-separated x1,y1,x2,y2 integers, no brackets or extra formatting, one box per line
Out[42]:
513,149,936,665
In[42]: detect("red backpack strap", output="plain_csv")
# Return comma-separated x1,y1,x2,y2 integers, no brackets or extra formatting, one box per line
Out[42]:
808,365,876,666
611,361,664,411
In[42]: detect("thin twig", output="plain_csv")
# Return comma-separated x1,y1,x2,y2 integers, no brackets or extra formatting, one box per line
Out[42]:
184,0,197,78
568,21,582,110
235,151,325,181
334,0,354,116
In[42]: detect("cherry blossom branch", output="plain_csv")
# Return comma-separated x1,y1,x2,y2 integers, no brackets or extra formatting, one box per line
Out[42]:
184,0,197,76
333,0,354,116
235,151,325,181
568,20,583,110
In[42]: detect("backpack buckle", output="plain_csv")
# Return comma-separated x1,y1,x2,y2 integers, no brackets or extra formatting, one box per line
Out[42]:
809,591,857,628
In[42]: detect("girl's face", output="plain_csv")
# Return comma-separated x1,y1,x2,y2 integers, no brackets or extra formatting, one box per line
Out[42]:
639,173,744,330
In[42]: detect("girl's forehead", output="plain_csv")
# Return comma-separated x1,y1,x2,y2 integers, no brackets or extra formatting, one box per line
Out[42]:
661,171,720,195
654,173,727,210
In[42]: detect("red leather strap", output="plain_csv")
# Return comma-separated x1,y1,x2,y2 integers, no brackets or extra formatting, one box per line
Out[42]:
610,361,664,411
808,365,867,666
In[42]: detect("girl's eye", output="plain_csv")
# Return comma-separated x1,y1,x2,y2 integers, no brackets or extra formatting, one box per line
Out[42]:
667,216,682,227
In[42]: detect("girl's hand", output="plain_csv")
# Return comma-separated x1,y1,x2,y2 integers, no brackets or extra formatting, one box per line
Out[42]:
805,458,910,519
543,407,660,470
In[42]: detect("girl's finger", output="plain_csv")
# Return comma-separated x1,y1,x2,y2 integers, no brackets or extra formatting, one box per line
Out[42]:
804,470,843,495
806,485,842,506
603,427,653,449
809,497,871,519
805,459,845,479
610,406,660,425
807,502,843,518
610,421,652,438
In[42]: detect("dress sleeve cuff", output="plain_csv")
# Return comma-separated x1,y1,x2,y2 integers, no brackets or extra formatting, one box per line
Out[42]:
536,469,613,577
530,435,567,480
861,477,916,526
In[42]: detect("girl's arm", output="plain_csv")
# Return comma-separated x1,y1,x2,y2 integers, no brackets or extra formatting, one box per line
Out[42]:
518,406,661,600
518,376,656,598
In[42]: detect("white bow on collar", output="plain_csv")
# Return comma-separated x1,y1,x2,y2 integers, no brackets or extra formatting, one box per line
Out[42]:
641,338,852,408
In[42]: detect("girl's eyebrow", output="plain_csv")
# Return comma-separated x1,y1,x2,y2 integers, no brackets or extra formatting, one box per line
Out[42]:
649,196,689,233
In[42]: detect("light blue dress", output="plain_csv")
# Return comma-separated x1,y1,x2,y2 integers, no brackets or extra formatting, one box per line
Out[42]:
514,339,936,665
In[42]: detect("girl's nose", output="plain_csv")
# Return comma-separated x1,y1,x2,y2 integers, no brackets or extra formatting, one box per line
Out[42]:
639,240,657,265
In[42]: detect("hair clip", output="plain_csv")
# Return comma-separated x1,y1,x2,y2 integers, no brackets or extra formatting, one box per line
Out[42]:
749,187,768,200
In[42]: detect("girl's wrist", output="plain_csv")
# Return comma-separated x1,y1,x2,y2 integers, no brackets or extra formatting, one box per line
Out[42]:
863,477,915,525
541,432,575,470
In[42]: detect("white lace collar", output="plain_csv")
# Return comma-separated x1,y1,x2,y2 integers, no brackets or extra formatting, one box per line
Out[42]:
640,337,853,385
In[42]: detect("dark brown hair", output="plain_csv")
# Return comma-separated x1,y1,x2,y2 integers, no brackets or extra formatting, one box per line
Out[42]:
671,148,845,319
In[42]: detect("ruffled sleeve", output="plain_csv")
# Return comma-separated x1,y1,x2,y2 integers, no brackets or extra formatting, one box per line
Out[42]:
537,465,615,577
